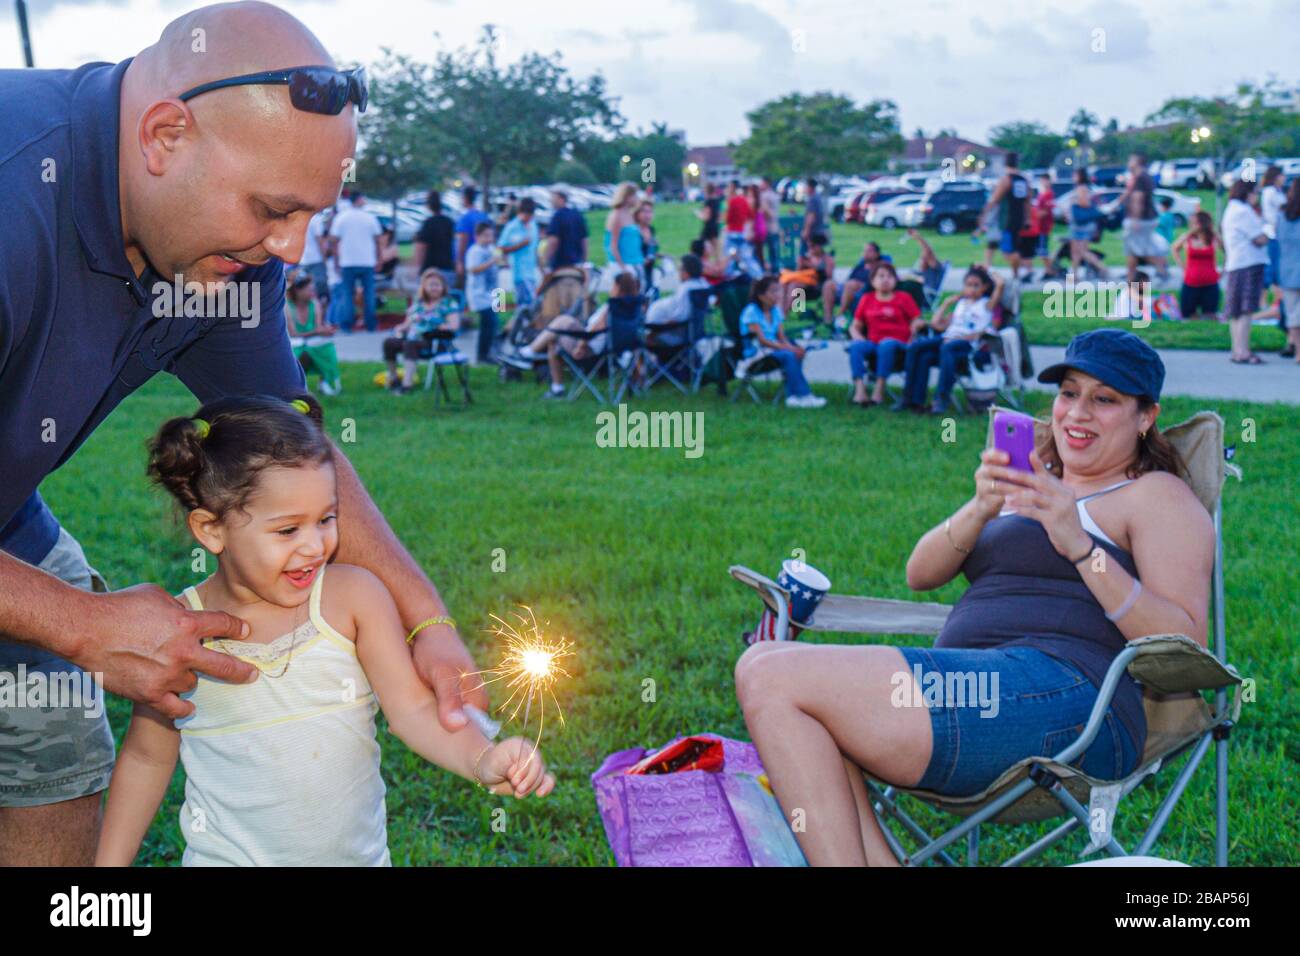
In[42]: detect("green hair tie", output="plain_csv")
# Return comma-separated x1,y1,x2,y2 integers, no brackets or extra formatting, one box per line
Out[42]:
192,418,211,440
291,399,311,414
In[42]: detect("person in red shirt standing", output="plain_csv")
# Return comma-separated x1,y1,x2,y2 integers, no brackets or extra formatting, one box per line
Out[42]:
1030,173,1061,280
847,262,922,405
724,179,754,265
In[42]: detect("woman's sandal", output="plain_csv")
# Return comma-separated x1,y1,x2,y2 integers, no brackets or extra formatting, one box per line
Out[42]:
1231,354,1265,365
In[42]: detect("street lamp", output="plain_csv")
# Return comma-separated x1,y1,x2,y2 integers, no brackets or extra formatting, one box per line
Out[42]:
1191,125,1220,215
16,0,34,67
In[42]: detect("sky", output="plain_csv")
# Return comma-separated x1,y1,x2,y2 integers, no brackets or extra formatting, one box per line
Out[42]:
3,0,1296,147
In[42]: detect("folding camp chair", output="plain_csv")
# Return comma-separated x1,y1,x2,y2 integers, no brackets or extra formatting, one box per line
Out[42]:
728,409,1243,866
777,215,804,270
558,294,647,404
642,287,713,395
419,329,472,407
713,278,783,404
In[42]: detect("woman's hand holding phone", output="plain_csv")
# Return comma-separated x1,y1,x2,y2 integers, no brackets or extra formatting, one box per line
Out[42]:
982,450,1094,561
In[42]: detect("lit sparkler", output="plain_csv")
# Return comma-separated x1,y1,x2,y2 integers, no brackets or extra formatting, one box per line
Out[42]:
462,606,573,762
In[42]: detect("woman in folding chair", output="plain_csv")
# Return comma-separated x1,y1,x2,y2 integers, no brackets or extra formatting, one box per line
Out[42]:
517,271,639,399
735,329,1215,865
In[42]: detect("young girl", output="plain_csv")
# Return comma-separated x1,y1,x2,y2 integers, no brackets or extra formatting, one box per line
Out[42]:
1172,211,1224,320
743,275,825,408
382,269,463,394
847,262,921,406
96,395,553,866
894,265,1004,415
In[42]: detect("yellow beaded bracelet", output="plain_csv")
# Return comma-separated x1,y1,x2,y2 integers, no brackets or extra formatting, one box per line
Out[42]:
406,615,456,645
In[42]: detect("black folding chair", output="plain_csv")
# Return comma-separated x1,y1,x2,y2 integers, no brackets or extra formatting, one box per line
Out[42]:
558,294,647,404
642,288,713,395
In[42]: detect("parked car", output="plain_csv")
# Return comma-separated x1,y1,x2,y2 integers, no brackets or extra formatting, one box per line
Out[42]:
843,189,869,223
1159,158,1215,189
916,183,988,235
900,169,943,192
864,193,923,228
1088,165,1127,187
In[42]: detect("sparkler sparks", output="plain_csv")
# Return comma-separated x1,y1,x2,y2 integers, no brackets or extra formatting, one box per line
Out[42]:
463,606,573,759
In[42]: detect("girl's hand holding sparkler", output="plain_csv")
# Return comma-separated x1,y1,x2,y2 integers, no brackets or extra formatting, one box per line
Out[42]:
474,737,556,798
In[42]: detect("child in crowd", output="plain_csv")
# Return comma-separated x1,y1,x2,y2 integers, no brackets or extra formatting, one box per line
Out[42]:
1110,270,1153,322
284,274,341,396
1156,196,1178,247
95,395,553,867
465,220,500,364
894,265,1004,415
847,262,921,406
382,269,463,394
1172,211,1223,319
743,275,826,408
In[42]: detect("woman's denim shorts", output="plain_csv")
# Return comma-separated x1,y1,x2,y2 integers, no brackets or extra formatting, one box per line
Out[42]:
896,645,1139,797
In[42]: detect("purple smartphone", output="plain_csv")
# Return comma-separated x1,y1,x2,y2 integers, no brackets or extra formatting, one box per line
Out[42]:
992,410,1036,472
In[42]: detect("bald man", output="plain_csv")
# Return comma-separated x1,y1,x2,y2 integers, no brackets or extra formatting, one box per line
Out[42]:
0,2,486,864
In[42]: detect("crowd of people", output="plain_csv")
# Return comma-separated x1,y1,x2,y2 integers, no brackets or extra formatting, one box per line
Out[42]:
284,153,1300,405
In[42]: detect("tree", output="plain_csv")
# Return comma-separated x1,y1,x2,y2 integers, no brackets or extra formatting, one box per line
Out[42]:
574,122,687,192
733,92,903,179
1066,108,1100,145
356,53,449,201
361,26,623,207
1145,80,1300,171
989,121,1067,169
553,158,597,184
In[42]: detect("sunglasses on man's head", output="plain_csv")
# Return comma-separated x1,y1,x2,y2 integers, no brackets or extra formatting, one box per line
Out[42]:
177,65,368,115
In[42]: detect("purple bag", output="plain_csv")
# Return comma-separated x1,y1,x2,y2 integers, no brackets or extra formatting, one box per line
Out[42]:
591,734,807,867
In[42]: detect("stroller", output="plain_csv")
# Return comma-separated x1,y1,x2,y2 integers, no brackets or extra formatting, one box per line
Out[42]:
497,266,595,382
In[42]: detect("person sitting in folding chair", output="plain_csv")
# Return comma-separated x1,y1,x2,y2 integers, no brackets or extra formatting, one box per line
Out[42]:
894,265,1005,416
516,271,639,399
644,253,710,350
381,269,462,395
735,329,1215,866
846,262,920,407
285,274,341,396
742,276,826,408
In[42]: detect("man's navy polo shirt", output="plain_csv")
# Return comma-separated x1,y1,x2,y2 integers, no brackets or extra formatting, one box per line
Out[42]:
0,58,306,568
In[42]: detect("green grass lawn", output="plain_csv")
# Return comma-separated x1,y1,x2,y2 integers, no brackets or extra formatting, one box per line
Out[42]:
38,364,1298,866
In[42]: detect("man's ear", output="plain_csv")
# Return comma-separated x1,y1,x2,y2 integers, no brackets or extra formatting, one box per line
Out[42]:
138,99,193,176
187,508,225,554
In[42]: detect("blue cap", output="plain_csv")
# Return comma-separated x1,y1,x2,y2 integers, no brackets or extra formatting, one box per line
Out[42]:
1037,329,1165,402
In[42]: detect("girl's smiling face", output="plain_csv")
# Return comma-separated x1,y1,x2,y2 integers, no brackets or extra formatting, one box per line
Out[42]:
190,462,339,606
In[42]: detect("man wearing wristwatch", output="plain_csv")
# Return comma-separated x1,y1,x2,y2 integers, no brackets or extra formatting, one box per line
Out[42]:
0,1,486,863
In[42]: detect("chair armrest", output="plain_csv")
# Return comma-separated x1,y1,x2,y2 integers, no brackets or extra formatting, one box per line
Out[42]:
728,565,952,636
1049,634,1242,766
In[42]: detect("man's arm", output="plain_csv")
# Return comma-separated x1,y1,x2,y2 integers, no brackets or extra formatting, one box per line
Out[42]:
0,549,257,718
328,444,486,727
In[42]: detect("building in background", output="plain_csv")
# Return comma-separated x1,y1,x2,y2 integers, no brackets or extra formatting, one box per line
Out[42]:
682,145,747,194
896,135,1007,176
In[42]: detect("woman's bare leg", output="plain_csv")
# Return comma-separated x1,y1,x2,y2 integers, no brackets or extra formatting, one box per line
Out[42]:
735,642,932,866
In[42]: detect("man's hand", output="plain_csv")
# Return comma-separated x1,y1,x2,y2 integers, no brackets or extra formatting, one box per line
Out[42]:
69,585,258,720
411,624,490,732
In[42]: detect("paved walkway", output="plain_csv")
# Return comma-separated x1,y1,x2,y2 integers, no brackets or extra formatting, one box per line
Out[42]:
328,327,1298,405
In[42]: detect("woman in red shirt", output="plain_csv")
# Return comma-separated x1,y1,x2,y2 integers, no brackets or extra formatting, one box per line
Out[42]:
1172,211,1224,319
847,262,922,405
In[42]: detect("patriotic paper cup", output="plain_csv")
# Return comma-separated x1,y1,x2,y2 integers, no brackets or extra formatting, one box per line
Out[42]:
777,560,831,626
